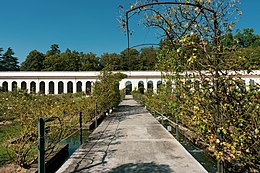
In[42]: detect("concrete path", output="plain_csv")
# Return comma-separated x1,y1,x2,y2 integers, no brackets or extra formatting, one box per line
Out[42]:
57,96,207,173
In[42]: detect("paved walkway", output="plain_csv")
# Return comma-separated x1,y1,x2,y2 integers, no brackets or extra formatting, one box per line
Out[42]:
57,96,207,173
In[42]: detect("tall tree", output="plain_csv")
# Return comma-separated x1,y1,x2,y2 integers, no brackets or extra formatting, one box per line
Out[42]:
120,48,139,70
43,44,64,71
20,50,45,71
80,52,100,71
0,48,3,71
139,47,157,70
42,54,66,71
99,53,121,70
46,44,61,57
235,28,260,48
0,48,19,71
58,50,81,71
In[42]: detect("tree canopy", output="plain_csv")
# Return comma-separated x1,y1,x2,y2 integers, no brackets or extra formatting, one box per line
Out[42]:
20,50,45,71
19,44,159,71
1,27,260,72
0,47,19,71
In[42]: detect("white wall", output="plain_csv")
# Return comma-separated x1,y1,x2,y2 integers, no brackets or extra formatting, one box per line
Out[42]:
0,71,259,94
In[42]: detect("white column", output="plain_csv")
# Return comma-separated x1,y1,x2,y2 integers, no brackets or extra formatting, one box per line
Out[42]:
132,80,139,91
8,81,12,91
26,81,29,93
119,80,124,90
153,81,156,93
54,81,59,94
82,81,86,94
64,81,68,93
17,81,21,90
46,81,49,94
154,80,158,93
35,80,39,94
91,81,95,94
73,80,77,93
27,81,31,93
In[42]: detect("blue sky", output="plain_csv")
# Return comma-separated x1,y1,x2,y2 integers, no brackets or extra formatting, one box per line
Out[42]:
0,0,260,63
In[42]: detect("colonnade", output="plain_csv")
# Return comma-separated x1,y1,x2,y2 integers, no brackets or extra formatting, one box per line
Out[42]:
0,79,93,95
1,71,258,95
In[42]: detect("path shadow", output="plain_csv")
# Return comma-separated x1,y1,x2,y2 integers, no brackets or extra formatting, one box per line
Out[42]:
112,105,148,120
107,162,173,173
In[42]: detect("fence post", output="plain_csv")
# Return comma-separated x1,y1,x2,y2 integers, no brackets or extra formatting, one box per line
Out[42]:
38,117,45,173
79,112,83,145
176,115,179,140
95,103,97,128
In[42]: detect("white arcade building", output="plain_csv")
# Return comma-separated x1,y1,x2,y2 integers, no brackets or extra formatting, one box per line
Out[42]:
0,71,163,95
0,71,259,95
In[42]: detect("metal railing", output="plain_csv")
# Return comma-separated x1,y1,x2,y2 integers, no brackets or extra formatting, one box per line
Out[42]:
37,107,111,173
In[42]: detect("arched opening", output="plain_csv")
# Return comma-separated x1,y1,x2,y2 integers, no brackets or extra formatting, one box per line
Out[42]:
77,81,82,93
147,81,153,93
125,81,132,95
39,81,45,94
12,81,17,92
86,81,91,95
21,81,27,91
138,81,144,94
67,81,73,93
58,81,64,94
157,80,162,90
156,80,162,93
30,81,36,93
49,81,54,94
2,81,8,92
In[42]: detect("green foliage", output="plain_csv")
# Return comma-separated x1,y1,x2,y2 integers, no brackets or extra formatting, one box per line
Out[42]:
99,53,122,70
46,44,61,56
79,52,101,71
225,46,260,71
20,50,45,71
0,70,127,169
20,44,159,71
235,28,260,48
20,45,102,71
99,47,158,71
120,48,140,70
0,48,19,71
123,0,259,172
92,71,127,111
0,92,94,168
142,76,260,172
